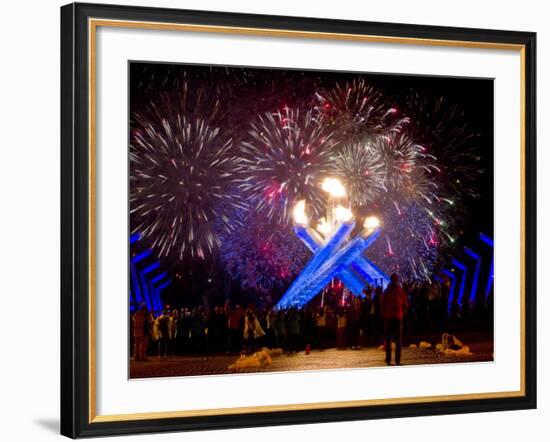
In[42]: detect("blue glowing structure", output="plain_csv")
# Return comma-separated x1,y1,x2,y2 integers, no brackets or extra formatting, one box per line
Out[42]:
295,225,366,297
451,258,467,306
294,226,389,296
276,222,387,309
151,271,168,285
130,232,141,245
142,261,160,275
143,272,157,311
129,235,171,313
464,247,482,303
132,249,152,264
281,222,355,306
130,261,143,304
479,233,494,299
442,268,457,314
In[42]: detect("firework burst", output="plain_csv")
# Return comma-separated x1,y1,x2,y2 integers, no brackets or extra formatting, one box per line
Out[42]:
330,141,387,206
239,107,338,224
368,132,437,196
316,78,408,145
219,210,308,292
404,92,483,200
130,109,245,261
365,199,440,281
320,115,448,280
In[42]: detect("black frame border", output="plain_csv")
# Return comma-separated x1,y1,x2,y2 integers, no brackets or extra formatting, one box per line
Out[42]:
60,2,537,438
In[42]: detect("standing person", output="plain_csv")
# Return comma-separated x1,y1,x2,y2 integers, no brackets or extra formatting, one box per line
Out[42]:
205,309,216,357
256,309,268,349
348,298,362,349
361,288,373,347
336,308,347,349
226,304,244,353
215,306,228,353
274,310,286,351
381,274,409,366
168,309,178,355
176,308,190,354
189,308,205,355
131,304,148,361
146,310,156,356
302,307,316,354
243,309,265,355
156,309,171,359
315,307,327,349
285,308,301,354
266,309,277,349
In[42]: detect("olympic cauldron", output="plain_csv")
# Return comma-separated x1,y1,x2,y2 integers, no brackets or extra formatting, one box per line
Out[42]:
276,178,389,309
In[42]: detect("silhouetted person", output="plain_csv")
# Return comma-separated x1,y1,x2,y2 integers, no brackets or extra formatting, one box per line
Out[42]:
315,307,327,349
348,298,362,349
336,308,347,349
225,303,244,353
156,309,171,359
132,304,148,361
285,308,301,353
274,310,286,350
382,274,409,365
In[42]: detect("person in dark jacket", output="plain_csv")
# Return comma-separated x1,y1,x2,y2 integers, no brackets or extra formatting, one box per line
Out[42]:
156,309,171,359
189,308,206,355
347,298,362,349
225,303,244,353
274,310,286,350
285,308,301,353
381,274,409,365
132,304,148,361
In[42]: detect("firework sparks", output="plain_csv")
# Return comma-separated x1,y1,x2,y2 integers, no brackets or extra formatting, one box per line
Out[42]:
239,107,338,224
130,105,245,261
330,141,387,206
369,132,421,192
316,78,408,145
404,92,484,200
219,210,308,292
365,198,440,281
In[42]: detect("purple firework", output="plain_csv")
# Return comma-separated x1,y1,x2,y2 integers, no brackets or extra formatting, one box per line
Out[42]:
239,106,338,224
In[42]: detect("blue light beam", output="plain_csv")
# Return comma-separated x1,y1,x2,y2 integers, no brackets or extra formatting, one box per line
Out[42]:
151,271,168,286
295,226,389,293
142,261,160,275
290,230,381,307
295,226,367,296
451,259,467,306
132,249,152,264
278,222,355,307
464,247,482,303
479,232,494,299
442,268,457,314
130,232,141,245
278,229,380,308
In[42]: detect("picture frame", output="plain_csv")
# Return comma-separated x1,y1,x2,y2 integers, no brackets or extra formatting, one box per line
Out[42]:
60,2,537,438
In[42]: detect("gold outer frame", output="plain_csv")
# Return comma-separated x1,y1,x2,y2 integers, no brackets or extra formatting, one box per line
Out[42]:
87,18,527,424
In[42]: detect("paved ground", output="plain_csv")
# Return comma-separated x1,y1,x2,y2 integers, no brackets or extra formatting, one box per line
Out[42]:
130,337,493,379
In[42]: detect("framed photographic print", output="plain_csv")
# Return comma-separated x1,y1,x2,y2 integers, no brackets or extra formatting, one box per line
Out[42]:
60,2,537,438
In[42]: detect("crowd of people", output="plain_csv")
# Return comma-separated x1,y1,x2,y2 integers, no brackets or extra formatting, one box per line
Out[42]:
131,274,493,365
